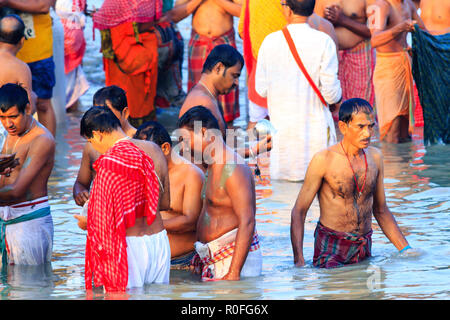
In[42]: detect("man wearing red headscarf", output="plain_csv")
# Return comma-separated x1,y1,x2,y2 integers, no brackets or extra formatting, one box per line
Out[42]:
92,0,163,127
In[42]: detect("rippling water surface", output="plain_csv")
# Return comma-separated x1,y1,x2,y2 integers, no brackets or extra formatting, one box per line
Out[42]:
0,2,448,300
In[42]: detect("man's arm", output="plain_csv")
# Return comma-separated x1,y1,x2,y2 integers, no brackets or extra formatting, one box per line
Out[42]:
1,0,53,13
319,37,342,105
73,143,95,207
162,168,204,232
368,1,416,48
146,141,171,211
166,0,203,23
290,152,326,266
0,135,54,204
408,0,426,30
324,4,372,39
372,149,409,251
213,0,242,18
222,165,255,280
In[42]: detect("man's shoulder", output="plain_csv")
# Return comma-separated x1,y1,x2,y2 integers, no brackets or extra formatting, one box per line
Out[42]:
179,160,205,183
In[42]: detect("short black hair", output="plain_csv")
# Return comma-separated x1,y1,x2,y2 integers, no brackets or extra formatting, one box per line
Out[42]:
339,98,374,124
202,44,244,74
177,106,220,131
0,14,25,45
0,83,29,114
80,106,121,139
134,121,173,147
286,0,316,17
92,85,128,113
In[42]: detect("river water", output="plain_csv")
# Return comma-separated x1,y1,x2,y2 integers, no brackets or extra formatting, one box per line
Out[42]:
0,2,448,300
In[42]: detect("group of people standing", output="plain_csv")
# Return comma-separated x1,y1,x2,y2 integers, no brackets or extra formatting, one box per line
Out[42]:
0,0,448,295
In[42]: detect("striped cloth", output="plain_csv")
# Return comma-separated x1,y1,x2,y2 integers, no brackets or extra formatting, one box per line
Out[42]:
193,232,260,281
412,25,450,144
338,39,375,106
313,222,372,268
188,28,240,122
85,139,160,292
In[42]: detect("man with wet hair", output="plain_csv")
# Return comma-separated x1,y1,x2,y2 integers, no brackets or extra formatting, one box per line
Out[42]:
290,98,412,269
0,14,35,114
134,121,205,269
72,86,169,217
177,106,262,281
0,83,55,266
79,106,170,292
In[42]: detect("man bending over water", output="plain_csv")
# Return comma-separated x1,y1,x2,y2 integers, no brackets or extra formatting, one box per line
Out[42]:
291,98,411,268
177,106,262,281
134,121,205,269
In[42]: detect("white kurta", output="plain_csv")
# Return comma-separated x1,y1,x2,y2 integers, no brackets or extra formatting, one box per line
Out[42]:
255,23,341,181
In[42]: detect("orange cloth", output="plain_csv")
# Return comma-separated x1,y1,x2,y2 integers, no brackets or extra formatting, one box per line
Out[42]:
373,51,415,140
103,22,158,119
239,0,286,108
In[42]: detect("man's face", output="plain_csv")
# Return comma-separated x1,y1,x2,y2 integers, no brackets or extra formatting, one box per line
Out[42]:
341,111,376,149
217,62,241,95
0,105,28,136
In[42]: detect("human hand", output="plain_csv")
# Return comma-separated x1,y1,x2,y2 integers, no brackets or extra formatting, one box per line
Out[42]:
398,246,423,258
324,5,344,25
398,19,416,33
0,154,19,175
74,215,87,230
255,134,272,155
74,190,89,207
221,270,240,281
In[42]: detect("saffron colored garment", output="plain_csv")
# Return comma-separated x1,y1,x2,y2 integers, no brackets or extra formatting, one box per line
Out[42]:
338,39,375,106
193,228,262,281
0,197,53,265
188,28,240,123
255,23,341,181
85,139,160,292
238,0,287,121
313,222,372,268
373,50,415,141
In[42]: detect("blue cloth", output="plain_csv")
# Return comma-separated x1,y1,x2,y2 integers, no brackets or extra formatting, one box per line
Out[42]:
412,25,450,145
28,56,56,99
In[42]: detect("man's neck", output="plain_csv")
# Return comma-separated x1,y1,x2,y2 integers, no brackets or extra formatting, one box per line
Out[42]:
341,139,364,158
289,15,309,25
107,130,129,150
122,121,137,137
198,75,218,99
0,44,19,56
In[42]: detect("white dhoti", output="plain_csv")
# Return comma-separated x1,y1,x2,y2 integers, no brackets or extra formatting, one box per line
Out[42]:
65,66,89,109
0,197,54,265
194,228,262,281
126,229,171,288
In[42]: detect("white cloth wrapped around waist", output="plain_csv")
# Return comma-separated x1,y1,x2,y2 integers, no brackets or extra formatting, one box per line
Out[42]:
0,196,53,265
194,228,262,281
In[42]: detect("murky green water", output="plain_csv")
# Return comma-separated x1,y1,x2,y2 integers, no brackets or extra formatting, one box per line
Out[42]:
0,3,448,300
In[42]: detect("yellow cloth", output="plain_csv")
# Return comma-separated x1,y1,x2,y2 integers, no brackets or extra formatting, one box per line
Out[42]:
16,13,53,63
238,0,286,59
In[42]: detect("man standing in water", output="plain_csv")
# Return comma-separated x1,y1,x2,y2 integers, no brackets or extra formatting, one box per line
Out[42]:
79,106,170,291
134,121,205,269
177,106,262,281
0,83,55,265
290,98,411,268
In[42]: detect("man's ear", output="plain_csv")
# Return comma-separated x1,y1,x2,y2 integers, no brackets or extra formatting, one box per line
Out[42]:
122,107,130,120
338,120,348,136
214,62,224,75
161,142,171,156
92,131,103,142
24,102,32,116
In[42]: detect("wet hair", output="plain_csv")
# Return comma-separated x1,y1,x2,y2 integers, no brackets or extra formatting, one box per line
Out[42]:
92,85,128,113
0,14,25,45
202,44,244,74
338,98,374,124
177,106,220,131
0,83,29,114
134,121,173,147
286,0,316,17
80,105,121,139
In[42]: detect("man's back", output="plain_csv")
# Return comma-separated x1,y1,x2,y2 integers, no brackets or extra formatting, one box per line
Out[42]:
0,52,33,102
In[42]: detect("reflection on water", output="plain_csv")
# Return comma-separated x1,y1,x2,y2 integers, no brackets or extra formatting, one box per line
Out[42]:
1,4,449,300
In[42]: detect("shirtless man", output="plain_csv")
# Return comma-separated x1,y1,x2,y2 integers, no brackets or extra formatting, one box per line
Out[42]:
368,0,426,143
179,44,270,160
0,83,55,265
73,86,170,228
291,98,412,268
419,0,450,35
177,0,242,125
315,0,375,106
177,106,262,281
134,121,205,269
0,15,35,114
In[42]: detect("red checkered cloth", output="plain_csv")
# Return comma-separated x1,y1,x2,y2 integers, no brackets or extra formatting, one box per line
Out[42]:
338,40,375,105
192,232,260,281
313,222,372,268
85,139,160,292
188,28,240,122
92,0,162,30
